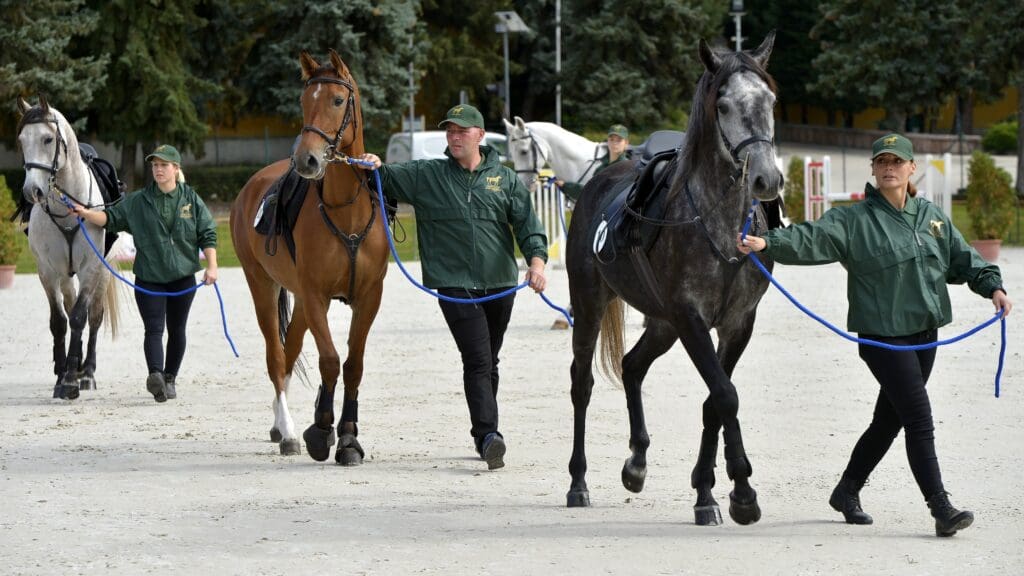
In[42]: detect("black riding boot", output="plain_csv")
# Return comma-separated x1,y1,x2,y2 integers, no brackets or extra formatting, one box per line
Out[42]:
829,476,873,525
927,492,974,537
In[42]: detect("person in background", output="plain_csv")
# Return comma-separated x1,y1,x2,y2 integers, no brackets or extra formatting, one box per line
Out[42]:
737,133,1011,537
557,123,631,202
72,144,218,403
357,104,548,471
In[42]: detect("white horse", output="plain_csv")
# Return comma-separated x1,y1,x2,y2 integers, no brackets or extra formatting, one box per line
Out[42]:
503,116,607,190
17,96,123,400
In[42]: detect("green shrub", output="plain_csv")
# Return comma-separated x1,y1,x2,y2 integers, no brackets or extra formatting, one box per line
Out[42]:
966,150,1016,240
187,165,263,203
0,176,23,264
981,120,1018,155
783,156,805,224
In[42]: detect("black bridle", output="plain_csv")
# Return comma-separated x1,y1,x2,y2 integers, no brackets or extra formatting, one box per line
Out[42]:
300,76,358,165
20,114,94,218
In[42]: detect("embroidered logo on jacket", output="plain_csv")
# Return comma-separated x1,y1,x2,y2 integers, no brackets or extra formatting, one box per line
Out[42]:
180,203,193,219
928,219,944,239
485,175,502,192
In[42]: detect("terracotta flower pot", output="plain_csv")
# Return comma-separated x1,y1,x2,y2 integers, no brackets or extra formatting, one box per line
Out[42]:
0,264,15,289
970,239,1002,263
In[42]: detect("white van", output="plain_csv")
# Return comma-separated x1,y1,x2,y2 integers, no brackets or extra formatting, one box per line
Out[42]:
385,131,507,164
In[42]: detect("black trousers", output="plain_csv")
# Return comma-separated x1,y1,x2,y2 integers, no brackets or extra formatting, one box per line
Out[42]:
134,276,197,378
438,288,515,451
844,329,944,500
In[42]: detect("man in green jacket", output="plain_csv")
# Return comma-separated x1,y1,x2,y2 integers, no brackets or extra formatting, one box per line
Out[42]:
359,104,548,470
738,133,1012,537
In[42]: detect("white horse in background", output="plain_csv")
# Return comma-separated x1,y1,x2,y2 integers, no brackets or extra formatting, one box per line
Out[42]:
503,116,607,191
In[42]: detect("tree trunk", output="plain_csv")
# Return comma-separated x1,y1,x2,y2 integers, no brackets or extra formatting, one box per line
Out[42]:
962,91,976,135
120,142,138,191
1017,75,1023,195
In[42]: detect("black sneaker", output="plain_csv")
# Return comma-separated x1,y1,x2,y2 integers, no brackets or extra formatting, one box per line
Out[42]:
481,432,506,470
146,372,167,403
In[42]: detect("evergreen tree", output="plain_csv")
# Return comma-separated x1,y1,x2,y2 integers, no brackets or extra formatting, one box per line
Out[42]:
808,0,963,131
561,0,726,132
83,0,218,188
241,0,421,148
0,0,107,136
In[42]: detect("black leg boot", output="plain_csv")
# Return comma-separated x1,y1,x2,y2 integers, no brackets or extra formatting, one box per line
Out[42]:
829,476,873,525
927,492,974,537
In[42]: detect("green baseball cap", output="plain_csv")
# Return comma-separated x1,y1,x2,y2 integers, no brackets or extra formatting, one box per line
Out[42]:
145,144,182,164
608,124,629,139
438,104,485,129
872,133,913,161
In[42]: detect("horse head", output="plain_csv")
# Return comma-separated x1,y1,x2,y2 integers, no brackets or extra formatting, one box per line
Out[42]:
688,32,782,203
503,116,551,190
294,49,362,180
17,95,80,207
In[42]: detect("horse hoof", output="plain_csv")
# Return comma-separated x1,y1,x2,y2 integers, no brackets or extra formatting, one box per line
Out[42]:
302,424,336,462
335,434,364,466
694,504,723,526
79,376,96,391
728,490,761,525
53,383,63,399
621,458,647,493
269,428,282,443
336,448,363,466
279,438,301,456
566,490,591,508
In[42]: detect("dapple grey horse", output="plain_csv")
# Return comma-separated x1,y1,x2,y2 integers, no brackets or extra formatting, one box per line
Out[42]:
17,96,123,400
564,33,783,525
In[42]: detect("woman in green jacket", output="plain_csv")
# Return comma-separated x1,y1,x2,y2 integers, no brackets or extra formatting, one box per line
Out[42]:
73,145,218,403
738,133,1012,537
359,104,547,471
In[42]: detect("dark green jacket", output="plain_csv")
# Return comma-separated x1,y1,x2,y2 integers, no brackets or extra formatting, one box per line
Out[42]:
379,145,548,290
561,152,630,202
764,184,1002,336
104,181,217,283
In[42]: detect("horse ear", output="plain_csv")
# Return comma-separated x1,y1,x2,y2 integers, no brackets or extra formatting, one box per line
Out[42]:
328,49,352,78
17,96,31,114
515,116,527,130
698,39,721,73
38,94,49,114
299,50,319,81
503,117,514,133
748,30,776,69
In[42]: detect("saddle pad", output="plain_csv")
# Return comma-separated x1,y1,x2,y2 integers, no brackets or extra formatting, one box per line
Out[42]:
254,168,312,261
592,151,677,260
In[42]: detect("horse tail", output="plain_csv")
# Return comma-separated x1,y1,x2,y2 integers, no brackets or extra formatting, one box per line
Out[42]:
597,297,625,387
102,263,123,339
277,288,311,387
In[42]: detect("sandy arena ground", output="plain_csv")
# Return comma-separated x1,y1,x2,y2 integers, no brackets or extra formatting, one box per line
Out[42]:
1,250,1021,575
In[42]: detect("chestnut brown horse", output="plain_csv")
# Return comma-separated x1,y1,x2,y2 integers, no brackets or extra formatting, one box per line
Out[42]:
230,50,388,464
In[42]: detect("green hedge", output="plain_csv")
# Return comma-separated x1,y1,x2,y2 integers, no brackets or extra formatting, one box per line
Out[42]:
981,120,1018,155
187,165,263,203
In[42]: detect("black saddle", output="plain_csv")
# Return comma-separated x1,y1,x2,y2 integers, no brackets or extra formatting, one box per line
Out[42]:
79,142,125,208
635,130,686,166
254,167,313,261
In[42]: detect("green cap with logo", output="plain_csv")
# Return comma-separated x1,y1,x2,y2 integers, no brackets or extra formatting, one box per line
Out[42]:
145,144,182,164
871,133,913,161
438,104,485,129
608,124,629,139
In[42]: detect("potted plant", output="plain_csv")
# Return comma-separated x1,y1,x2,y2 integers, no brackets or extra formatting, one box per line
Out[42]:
0,176,23,288
965,150,1016,262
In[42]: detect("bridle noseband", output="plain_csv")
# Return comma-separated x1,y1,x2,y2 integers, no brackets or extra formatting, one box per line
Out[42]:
300,76,358,166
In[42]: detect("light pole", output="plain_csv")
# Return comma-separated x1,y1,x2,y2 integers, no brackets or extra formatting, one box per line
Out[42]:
730,0,745,52
555,0,562,126
494,11,530,120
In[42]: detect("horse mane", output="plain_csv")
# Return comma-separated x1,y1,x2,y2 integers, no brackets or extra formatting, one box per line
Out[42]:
676,48,777,190
16,105,51,136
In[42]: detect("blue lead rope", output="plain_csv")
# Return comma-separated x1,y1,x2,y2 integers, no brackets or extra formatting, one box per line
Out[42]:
347,158,573,326
741,199,1007,397
61,195,239,357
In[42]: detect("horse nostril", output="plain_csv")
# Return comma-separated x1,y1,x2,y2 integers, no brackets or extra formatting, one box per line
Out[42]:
754,175,768,193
